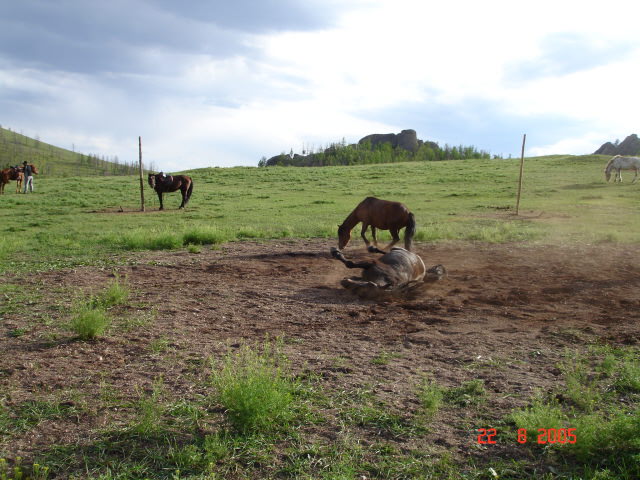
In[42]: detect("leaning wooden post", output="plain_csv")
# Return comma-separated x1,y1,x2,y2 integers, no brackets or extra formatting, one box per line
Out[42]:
515,134,526,216
138,136,145,212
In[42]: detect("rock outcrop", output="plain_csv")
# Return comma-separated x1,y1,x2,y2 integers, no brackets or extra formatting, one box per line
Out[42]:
594,134,640,156
359,129,420,153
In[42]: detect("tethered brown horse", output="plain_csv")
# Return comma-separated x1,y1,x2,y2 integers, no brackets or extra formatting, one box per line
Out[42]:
0,165,36,194
338,197,416,252
147,172,194,210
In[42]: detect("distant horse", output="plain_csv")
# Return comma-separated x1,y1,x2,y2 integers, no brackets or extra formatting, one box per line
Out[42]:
604,155,640,183
338,197,416,252
330,246,445,297
147,172,194,210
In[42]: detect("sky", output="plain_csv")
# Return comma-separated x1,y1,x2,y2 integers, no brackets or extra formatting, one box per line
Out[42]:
1,0,639,171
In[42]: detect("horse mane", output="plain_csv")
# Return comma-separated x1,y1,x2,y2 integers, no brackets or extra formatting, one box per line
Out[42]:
605,156,620,171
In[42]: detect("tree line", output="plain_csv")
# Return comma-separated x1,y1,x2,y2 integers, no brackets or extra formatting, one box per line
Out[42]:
259,139,493,167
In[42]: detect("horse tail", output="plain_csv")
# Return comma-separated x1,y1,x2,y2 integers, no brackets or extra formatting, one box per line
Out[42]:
404,212,416,250
185,179,194,205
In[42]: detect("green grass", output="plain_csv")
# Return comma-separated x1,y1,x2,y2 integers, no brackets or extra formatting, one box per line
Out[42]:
69,306,110,340
2,154,640,273
90,275,130,309
68,277,132,339
507,345,640,479
2,155,640,479
418,379,445,417
210,341,299,433
444,379,487,407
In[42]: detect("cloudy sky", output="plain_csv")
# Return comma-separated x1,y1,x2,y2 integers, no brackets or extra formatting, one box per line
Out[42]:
1,0,639,170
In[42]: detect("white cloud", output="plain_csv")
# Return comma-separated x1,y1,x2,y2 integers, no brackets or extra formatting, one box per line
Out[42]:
2,0,640,167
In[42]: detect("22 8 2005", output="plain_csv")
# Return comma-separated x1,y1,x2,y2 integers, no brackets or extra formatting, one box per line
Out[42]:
477,427,577,445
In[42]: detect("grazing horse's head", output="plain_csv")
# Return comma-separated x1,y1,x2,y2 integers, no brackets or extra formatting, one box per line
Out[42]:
604,155,620,182
338,223,351,249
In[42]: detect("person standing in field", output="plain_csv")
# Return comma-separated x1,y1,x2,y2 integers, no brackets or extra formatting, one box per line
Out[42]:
22,161,34,193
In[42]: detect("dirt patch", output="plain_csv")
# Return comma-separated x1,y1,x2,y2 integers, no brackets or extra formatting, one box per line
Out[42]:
1,239,639,468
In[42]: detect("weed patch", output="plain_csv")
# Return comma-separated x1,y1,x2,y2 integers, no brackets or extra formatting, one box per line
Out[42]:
210,340,299,433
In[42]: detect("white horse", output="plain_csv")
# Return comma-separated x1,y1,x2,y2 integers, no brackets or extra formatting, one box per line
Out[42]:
604,155,640,183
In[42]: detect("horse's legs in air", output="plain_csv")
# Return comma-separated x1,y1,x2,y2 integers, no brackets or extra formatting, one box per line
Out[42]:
330,248,374,270
157,190,164,210
382,229,401,251
360,223,371,248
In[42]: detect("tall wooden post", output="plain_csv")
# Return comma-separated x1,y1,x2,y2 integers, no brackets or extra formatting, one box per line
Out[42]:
515,134,526,216
138,136,145,212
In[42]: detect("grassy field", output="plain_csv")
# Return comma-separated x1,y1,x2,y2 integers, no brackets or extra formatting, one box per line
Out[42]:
1,155,639,479
1,154,638,273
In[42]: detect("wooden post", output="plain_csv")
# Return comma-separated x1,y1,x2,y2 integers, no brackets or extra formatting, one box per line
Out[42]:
138,136,145,212
515,134,526,216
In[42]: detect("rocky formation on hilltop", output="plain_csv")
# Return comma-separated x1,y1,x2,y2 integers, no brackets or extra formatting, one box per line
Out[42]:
261,129,475,167
359,129,418,153
594,134,640,156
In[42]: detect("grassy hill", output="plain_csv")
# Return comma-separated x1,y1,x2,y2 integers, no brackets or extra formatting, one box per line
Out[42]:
0,127,138,176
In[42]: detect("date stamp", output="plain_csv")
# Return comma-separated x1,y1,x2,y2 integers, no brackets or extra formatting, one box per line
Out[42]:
477,427,577,445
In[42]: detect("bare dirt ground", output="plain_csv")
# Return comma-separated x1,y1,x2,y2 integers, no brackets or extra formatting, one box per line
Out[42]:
1,239,639,472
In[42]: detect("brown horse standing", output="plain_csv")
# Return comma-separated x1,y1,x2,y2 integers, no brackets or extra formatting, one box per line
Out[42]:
338,197,416,251
0,165,32,194
148,172,194,210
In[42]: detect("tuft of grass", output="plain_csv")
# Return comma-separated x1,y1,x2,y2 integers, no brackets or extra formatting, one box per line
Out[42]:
418,379,444,417
509,398,566,432
115,230,183,251
186,244,202,254
210,340,298,433
129,378,165,436
90,275,130,309
149,337,170,354
370,350,402,366
567,408,640,466
444,379,487,407
182,227,226,246
69,306,110,340
340,403,419,438
0,458,50,480
560,356,602,412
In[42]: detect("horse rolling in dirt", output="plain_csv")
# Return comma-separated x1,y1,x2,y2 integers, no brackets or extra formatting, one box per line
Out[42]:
330,246,445,297
147,172,194,210
338,197,416,253
604,155,640,183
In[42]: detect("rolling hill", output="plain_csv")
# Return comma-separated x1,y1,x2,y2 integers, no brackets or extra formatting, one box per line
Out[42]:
0,126,138,177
